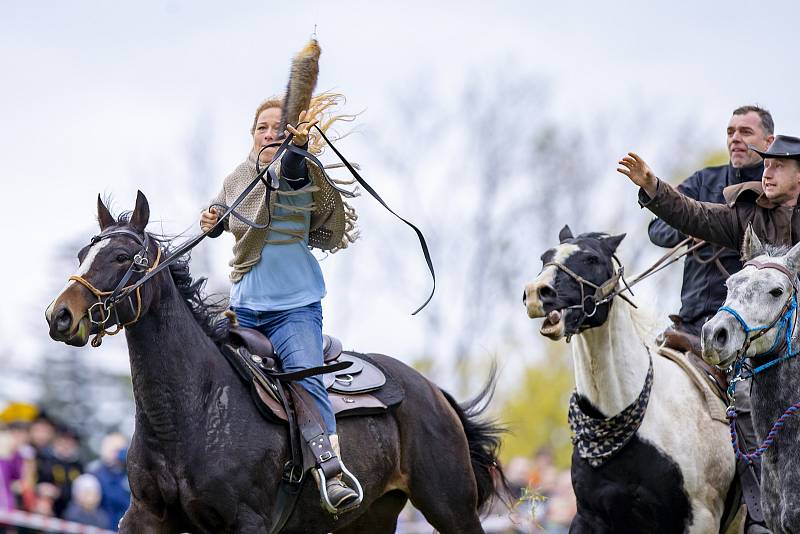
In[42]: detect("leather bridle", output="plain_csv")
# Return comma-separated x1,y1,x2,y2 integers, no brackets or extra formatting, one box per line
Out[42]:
541,255,635,340
69,228,162,347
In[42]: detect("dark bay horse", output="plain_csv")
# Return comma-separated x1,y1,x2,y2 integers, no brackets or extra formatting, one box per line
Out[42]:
45,191,507,534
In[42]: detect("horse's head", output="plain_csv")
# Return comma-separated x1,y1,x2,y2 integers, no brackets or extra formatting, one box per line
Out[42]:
45,191,159,347
702,227,800,368
523,225,626,340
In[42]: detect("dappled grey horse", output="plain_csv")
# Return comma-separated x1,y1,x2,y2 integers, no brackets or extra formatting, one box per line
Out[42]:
44,191,507,534
524,226,735,533
703,227,800,534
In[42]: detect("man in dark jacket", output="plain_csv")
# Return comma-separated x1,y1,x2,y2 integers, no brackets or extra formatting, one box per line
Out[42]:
619,132,800,534
649,106,774,338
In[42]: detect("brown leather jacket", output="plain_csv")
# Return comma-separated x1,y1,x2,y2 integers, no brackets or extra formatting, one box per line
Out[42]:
639,179,800,250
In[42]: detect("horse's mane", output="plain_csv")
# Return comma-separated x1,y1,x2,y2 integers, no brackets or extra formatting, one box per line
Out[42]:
612,289,660,347
627,299,660,347
112,211,231,345
760,243,792,258
165,251,231,345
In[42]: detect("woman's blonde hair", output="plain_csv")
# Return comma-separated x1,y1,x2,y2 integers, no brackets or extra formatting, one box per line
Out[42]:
250,92,357,156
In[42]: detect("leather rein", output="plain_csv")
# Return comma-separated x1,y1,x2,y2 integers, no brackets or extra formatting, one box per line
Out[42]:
68,127,438,347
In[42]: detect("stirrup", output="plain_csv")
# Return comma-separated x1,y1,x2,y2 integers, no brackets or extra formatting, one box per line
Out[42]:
316,463,363,514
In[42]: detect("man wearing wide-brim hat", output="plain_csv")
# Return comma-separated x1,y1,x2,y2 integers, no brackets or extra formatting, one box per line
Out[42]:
618,138,800,534
618,135,800,252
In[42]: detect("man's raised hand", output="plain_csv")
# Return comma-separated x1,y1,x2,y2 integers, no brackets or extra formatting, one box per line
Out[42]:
617,152,658,198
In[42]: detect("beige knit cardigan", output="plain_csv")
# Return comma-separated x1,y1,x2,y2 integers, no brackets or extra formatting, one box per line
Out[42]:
208,152,358,282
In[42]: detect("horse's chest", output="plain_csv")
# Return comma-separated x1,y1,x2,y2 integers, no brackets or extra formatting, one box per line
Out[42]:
571,436,692,533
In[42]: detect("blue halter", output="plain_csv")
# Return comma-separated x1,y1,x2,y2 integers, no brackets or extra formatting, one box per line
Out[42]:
719,259,800,396
721,259,800,464
719,296,797,361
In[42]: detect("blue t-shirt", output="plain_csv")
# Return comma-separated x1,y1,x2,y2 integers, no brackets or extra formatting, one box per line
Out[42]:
229,182,326,311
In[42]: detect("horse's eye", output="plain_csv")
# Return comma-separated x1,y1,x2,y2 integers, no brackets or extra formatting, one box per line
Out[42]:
116,254,130,263
586,255,599,265
770,288,784,298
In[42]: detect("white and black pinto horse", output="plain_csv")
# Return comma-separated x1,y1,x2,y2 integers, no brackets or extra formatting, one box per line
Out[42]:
702,228,800,533
523,227,735,533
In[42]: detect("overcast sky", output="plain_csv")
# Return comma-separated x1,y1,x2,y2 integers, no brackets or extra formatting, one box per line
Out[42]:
3,1,799,395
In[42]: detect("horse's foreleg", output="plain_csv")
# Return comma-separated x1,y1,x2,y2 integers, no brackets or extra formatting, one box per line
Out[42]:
118,499,181,534
687,502,718,534
333,490,408,534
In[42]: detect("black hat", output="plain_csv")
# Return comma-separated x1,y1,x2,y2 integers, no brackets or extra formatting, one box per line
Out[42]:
750,135,800,160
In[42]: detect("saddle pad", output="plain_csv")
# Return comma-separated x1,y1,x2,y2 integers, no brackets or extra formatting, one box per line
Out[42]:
352,353,405,408
656,345,728,424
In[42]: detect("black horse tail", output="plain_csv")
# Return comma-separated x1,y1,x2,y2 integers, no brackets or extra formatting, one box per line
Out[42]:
439,367,510,512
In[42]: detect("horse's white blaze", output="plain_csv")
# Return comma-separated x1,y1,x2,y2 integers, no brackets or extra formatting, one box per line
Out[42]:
572,299,734,532
525,243,579,318
65,239,111,292
77,239,111,277
45,240,112,322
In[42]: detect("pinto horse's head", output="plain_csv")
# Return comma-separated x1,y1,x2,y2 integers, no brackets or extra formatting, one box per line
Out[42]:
523,225,626,340
45,191,157,347
702,227,800,368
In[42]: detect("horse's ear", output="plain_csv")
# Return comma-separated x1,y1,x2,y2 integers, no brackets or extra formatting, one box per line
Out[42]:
130,190,150,234
784,240,800,274
97,195,114,230
601,233,626,253
741,225,764,261
559,225,574,243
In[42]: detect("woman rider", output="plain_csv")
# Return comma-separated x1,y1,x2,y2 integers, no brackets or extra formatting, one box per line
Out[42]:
199,94,359,512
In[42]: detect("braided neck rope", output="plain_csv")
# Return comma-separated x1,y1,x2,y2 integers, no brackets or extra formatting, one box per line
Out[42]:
728,401,800,464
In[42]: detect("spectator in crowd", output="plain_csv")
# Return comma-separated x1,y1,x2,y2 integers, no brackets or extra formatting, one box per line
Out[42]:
37,425,83,517
542,471,577,534
63,474,110,529
28,414,56,457
30,481,58,517
0,425,25,512
89,432,130,530
0,422,36,513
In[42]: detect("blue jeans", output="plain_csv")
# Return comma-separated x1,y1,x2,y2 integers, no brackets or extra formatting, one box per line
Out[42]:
232,302,336,434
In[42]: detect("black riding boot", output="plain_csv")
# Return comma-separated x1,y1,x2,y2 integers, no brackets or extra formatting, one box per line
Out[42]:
323,434,359,510
309,432,361,513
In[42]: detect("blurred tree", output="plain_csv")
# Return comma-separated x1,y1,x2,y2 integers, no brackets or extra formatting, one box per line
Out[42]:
499,342,574,469
32,351,134,456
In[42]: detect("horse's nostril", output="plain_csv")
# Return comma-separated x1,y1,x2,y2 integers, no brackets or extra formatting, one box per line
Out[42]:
538,285,557,302
714,327,728,347
522,291,527,305
54,307,73,334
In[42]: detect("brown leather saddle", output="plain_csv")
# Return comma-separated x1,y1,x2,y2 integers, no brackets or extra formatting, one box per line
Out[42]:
657,324,729,400
224,326,390,423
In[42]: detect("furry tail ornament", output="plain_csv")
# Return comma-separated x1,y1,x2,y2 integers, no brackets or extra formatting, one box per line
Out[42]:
279,39,321,135
275,39,437,315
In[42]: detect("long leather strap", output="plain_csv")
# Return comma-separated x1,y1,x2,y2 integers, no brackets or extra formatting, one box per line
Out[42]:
735,416,764,523
301,126,436,315
107,136,295,303
266,360,351,382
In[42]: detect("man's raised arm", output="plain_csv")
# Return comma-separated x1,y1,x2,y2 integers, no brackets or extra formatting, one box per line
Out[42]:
618,152,743,250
